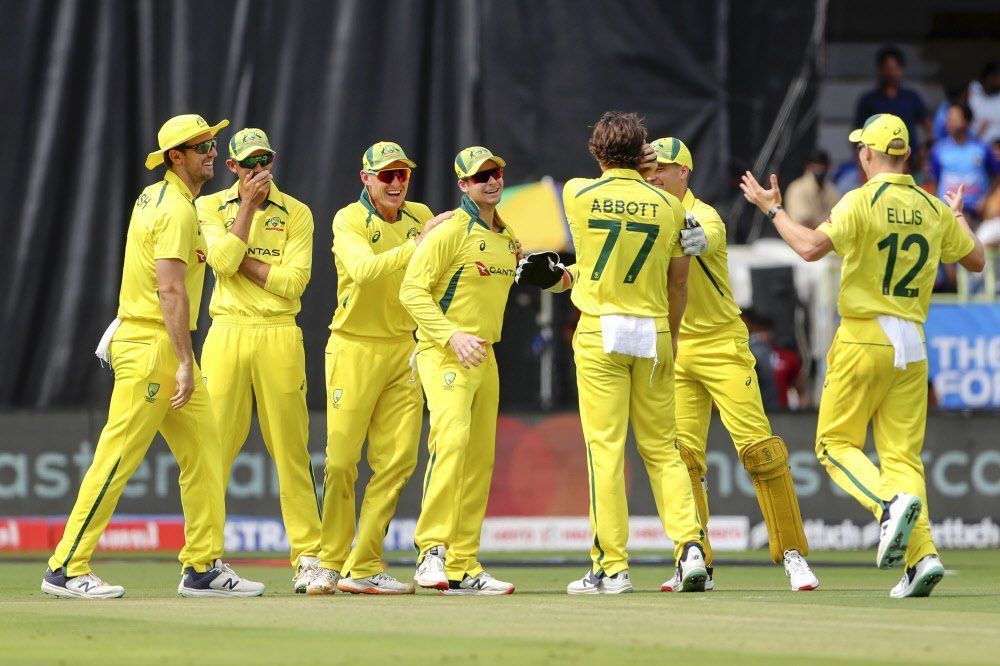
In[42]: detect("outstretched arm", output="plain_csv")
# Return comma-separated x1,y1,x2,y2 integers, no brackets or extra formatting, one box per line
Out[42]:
740,172,833,262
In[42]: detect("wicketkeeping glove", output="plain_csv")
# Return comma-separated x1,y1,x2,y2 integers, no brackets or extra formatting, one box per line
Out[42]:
680,212,708,256
515,251,565,289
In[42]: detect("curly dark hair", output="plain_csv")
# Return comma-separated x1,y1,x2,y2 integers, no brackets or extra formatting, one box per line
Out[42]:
588,111,647,170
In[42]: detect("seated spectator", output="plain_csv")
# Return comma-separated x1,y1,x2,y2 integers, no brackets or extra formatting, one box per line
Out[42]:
969,62,1000,144
783,149,840,228
855,45,932,151
929,103,1000,221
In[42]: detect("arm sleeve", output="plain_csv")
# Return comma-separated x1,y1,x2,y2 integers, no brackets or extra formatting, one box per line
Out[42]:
817,190,862,257
263,203,313,299
333,209,416,286
939,206,977,264
400,227,462,347
196,198,246,277
152,208,192,264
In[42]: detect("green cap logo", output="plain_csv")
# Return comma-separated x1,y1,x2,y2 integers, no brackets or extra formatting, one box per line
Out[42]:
444,372,456,386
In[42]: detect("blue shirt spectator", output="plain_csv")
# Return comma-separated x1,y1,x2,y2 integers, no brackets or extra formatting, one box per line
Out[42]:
929,103,1000,216
854,46,931,150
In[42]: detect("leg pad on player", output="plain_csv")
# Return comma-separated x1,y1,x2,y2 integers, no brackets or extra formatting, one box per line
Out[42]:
677,444,712,567
740,436,809,563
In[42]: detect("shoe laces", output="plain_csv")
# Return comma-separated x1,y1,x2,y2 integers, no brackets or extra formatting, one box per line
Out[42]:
314,568,338,584
77,573,107,587
372,572,397,584
783,550,811,576
293,558,319,582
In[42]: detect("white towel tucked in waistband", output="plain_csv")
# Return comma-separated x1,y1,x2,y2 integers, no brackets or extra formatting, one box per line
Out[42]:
95,318,122,366
876,315,926,370
600,314,658,360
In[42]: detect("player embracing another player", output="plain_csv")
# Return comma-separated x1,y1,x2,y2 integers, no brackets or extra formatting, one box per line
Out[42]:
741,113,984,598
518,112,709,594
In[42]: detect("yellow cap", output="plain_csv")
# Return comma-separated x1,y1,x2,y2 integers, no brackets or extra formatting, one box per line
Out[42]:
362,141,417,171
651,137,693,170
229,128,274,160
144,114,229,170
454,146,506,178
848,114,909,155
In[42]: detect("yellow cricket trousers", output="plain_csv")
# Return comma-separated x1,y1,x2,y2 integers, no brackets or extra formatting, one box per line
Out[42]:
573,315,704,576
320,332,424,578
49,319,225,576
201,315,320,568
413,342,499,582
675,320,772,564
816,317,937,568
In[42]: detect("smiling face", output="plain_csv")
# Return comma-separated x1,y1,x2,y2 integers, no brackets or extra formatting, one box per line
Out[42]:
647,162,688,199
360,159,410,211
168,131,217,186
458,159,503,207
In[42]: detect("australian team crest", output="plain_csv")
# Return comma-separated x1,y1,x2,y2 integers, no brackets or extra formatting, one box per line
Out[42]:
145,383,160,403
332,388,344,408
444,372,456,391
264,217,285,232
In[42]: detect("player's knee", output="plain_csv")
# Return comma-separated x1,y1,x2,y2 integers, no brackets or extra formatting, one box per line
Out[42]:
677,443,706,477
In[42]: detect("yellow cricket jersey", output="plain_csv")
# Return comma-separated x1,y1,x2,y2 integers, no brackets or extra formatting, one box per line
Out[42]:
197,180,313,318
117,170,207,330
818,172,974,325
678,189,743,337
563,168,685,319
331,189,434,338
400,195,519,347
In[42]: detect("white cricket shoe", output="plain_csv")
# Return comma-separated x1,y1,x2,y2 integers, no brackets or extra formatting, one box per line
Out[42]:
662,564,716,592
41,568,124,599
441,571,514,595
306,567,341,595
338,572,415,595
876,493,922,569
676,542,708,592
414,545,448,591
178,559,265,598
783,550,819,591
568,570,633,595
293,556,320,594
890,555,945,599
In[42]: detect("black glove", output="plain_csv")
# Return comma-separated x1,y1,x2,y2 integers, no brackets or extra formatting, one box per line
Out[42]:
515,251,564,289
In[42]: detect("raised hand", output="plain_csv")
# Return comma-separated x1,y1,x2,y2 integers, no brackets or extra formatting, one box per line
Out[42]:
944,184,965,216
637,143,658,177
740,171,782,214
239,170,272,209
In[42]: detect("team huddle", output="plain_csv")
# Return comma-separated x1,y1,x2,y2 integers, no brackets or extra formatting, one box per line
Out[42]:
40,109,984,600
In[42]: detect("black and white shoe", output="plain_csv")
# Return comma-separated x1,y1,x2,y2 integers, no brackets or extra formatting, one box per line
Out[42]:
876,494,922,569
677,542,708,592
178,559,265,598
41,568,124,599
441,572,514,596
890,555,945,599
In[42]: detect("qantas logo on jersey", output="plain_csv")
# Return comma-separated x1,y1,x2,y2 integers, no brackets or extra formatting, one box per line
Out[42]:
474,261,515,277
196,249,206,263
247,247,281,257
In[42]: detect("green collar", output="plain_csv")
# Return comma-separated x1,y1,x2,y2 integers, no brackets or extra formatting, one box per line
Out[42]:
359,188,418,226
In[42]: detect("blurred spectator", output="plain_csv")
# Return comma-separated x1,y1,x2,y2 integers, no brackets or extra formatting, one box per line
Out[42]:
933,84,971,142
832,149,865,195
742,310,780,409
928,103,1000,220
783,149,840,228
978,142,1000,248
969,62,1000,144
854,45,932,151
772,342,809,410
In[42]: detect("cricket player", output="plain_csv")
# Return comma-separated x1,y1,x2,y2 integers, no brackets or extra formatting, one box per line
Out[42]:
740,113,984,598
307,142,451,596
400,146,520,596
42,115,264,599
646,137,819,593
196,128,321,593
517,113,708,594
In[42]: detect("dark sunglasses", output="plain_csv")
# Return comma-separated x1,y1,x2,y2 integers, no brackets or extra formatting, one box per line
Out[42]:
238,153,274,169
374,168,410,184
180,138,217,155
468,167,503,184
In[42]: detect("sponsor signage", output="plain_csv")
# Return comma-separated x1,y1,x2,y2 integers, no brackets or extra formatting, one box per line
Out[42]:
925,303,1000,409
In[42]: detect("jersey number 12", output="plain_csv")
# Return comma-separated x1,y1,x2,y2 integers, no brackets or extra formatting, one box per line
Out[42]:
877,232,929,298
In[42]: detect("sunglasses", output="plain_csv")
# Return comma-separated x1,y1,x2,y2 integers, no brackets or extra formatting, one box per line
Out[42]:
180,138,217,155
468,167,503,184
372,168,410,184
238,153,274,169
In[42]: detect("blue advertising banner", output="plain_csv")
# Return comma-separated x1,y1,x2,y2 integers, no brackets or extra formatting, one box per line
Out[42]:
925,303,1000,409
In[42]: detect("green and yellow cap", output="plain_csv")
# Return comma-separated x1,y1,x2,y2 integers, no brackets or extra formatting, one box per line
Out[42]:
454,146,506,178
848,114,909,155
651,137,693,171
229,128,275,161
144,114,229,170
362,141,416,172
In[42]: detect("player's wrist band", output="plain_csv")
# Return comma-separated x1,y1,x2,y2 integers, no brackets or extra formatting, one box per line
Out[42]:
767,204,783,220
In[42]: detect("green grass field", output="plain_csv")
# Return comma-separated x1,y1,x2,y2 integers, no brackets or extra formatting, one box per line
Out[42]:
2,550,999,665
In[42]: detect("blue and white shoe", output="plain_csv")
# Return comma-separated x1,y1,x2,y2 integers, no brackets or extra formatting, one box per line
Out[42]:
890,555,945,599
876,494,922,569
41,568,124,599
178,559,265,598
